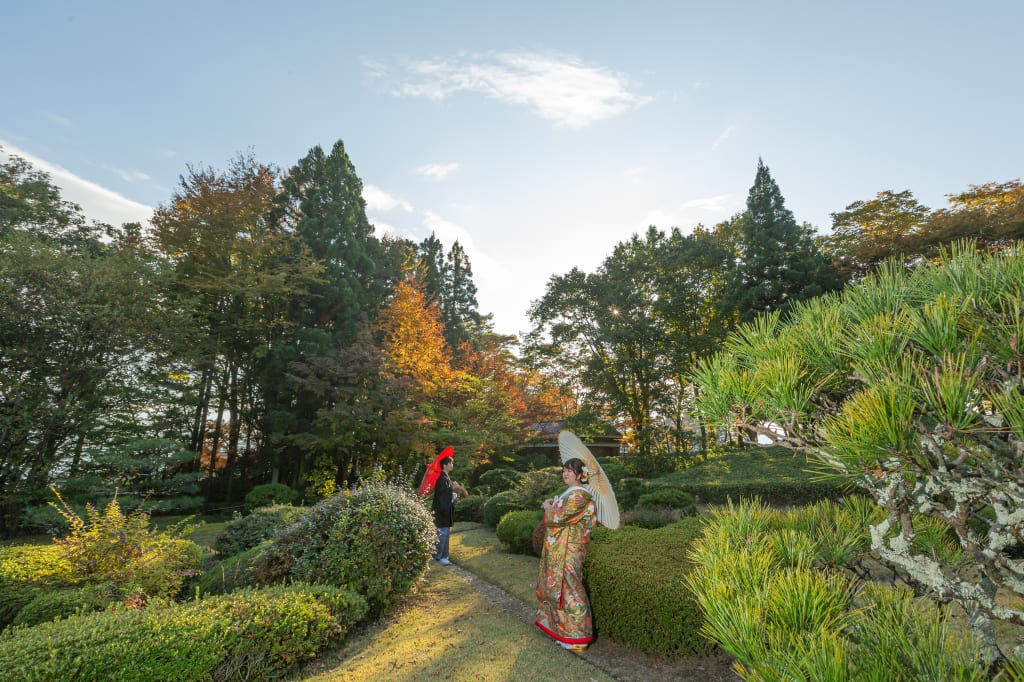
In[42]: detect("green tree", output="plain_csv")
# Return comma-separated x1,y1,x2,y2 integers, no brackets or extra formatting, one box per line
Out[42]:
151,153,316,501
727,159,837,322
907,179,1024,256
690,243,1024,670
528,229,666,455
275,140,384,342
822,189,931,280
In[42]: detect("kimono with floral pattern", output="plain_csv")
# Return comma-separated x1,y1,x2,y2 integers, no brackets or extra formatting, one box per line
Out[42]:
534,485,597,646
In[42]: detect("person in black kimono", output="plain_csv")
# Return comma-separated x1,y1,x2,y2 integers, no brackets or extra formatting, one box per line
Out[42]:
431,456,455,565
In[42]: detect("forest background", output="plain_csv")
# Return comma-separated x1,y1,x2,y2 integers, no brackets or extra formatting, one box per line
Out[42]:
1,139,1021,536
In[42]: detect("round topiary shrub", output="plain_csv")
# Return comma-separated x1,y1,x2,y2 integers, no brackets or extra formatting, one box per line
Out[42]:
244,483,298,511
496,510,544,555
263,482,436,617
483,490,519,528
585,517,712,658
454,495,486,523
636,487,696,515
214,504,307,557
478,468,521,493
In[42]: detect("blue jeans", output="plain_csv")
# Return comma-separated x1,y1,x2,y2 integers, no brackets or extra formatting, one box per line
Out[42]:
434,526,450,561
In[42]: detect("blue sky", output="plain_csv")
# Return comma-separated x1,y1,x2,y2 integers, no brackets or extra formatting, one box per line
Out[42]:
3,1,1021,336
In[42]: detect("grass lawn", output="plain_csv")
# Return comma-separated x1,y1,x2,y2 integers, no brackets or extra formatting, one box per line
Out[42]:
293,542,614,682
447,522,540,605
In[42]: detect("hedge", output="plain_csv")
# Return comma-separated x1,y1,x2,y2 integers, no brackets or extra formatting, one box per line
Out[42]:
0,583,367,682
585,517,713,658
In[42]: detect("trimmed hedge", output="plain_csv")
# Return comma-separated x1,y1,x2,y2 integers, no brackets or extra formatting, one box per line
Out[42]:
214,504,307,557
0,583,367,682
11,584,119,628
482,490,519,528
454,495,486,523
585,517,712,658
243,483,298,511
255,482,436,617
657,447,852,506
496,510,543,556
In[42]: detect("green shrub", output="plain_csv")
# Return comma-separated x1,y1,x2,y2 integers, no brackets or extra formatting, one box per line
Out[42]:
496,510,544,555
251,493,353,585
636,487,696,515
595,458,630,485
50,492,203,599
614,477,647,510
478,468,521,493
196,543,267,596
658,447,851,506
0,583,367,682
621,507,685,529
585,518,712,658
258,481,435,617
243,483,298,511
11,583,118,627
482,490,520,528
0,544,73,585
454,495,486,523
507,467,563,510
0,577,39,630
214,504,306,557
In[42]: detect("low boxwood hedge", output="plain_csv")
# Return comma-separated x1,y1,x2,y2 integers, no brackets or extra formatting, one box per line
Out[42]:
585,517,713,658
0,583,367,682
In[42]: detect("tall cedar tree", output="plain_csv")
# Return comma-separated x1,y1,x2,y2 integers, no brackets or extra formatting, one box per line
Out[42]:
729,159,837,322
276,140,385,342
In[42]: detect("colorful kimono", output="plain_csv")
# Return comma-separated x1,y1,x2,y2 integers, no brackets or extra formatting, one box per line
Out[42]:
535,485,597,647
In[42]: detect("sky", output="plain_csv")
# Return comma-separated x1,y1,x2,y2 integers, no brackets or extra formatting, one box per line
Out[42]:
3,1,1022,337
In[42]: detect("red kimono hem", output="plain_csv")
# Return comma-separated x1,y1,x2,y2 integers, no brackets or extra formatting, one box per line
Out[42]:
534,619,593,645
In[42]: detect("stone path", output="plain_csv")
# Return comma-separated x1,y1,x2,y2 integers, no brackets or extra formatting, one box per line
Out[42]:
447,564,738,682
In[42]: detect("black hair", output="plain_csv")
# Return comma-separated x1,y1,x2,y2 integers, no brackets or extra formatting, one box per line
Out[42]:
563,457,586,480
440,456,453,468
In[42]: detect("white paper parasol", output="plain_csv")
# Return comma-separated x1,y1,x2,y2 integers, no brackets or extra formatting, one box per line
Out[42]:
558,430,620,530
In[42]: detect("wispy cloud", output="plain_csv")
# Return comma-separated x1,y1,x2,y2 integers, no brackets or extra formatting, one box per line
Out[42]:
711,124,736,150
0,140,153,227
415,162,459,181
42,110,72,128
363,184,413,212
682,194,732,211
103,165,152,183
382,51,649,128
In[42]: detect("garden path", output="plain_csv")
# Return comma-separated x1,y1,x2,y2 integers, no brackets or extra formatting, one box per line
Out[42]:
446,563,738,682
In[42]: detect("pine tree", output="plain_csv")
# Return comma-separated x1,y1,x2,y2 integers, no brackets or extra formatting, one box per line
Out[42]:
729,159,837,322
